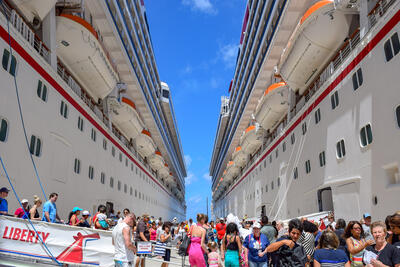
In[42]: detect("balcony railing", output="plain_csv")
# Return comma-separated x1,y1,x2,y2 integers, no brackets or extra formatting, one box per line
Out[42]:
215,0,397,201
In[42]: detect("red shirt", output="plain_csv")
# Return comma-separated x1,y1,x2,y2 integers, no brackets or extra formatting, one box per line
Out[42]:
14,207,29,218
216,223,226,240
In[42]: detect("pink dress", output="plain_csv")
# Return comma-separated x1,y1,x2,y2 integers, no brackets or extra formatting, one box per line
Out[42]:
208,251,220,267
188,236,206,267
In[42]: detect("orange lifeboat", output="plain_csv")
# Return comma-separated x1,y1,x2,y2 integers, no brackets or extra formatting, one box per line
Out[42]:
56,14,118,101
148,151,165,172
278,1,351,94
232,146,248,168
109,93,143,140
240,124,265,155
225,161,240,182
134,130,156,158
255,82,289,131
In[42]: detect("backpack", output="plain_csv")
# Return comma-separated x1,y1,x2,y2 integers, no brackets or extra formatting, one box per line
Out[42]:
178,226,193,256
277,244,307,267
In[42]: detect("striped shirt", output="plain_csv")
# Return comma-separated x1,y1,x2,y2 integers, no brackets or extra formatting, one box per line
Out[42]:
314,248,349,267
298,232,315,258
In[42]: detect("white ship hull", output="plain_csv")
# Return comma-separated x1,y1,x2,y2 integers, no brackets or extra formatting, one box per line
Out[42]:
0,7,185,220
213,0,400,222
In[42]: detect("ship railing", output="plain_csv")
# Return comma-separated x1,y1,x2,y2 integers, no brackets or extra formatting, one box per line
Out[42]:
0,0,51,64
368,0,397,27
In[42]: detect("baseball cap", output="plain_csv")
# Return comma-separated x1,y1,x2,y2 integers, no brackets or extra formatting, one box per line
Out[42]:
82,210,90,216
253,222,262,229
21,199,28,204
0,187,9,193
363,213,371,218
72,207,83,213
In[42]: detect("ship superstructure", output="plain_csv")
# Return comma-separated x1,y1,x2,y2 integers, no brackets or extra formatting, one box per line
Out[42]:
0,0,186,219
211,0,400,221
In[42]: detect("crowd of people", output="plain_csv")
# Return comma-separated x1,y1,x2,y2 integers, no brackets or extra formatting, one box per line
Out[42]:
1,187,399,267
182,212,400,267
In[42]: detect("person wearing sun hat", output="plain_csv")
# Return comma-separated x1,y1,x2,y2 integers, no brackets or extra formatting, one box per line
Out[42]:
14,199,30,219
68,206,83,226
244,222,270,267
362,213,373,240
78,210,91,228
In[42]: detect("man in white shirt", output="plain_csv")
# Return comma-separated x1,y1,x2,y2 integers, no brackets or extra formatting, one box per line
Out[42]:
112,213,136,267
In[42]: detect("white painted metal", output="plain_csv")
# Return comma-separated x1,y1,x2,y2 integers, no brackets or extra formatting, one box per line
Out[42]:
239,123,266,156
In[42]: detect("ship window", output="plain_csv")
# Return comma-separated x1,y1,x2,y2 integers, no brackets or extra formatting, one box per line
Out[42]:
118,180,121,191
384,32,400,61
360,124,373,147
112,147,115,157
2,49,17,76
315,108,321,124
352,68,363,90
277,177,281,187
77,117,84,131
283,142,286,152
74,158,81,174
60,101,68,118
101,172,105,184
275,149,278,158
271,181,274,190
103,139,107,150
336,139,346,159
331,91,339,110
305,160,311,174
36,80,48,102
293,167,298,179
29,135,41,157
162,89,169,98
302,122,307,135
119,153,122,162
91,128,96,142
319,151,326,167
110,177,114,188
291,133,295,144
269,155,272,163
0,118,8,142
124,183,127,193
131,164,133,171
264,160,266,168
130,186,133,195
88,166,94,180
125,158,128,167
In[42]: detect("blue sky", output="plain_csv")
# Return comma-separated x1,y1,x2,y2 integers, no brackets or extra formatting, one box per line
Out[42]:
145,0,246,220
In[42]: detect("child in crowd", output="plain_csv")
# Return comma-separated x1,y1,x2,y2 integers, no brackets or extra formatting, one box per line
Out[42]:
96,213,109,230
208,241,222,267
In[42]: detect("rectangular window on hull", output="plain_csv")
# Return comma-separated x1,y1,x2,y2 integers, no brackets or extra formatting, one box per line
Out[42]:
384,32,400,62
305,160,311,174
0,118,8,142
315,108,321,124
319,151,326,167
60,101,68,118
302,122,307,135
110,177,114,188
103,139,107,150
37,80,48,102
101,172,105,184
331,91,339,110
294,167,298,179
2,49,17,76
360,124,373,147
352,68,363,91
74,158,81,174
88,166,94,180
291,133,295,144
29,135,41,157
78,117,84,131
336,139,346,159
91,129,96,142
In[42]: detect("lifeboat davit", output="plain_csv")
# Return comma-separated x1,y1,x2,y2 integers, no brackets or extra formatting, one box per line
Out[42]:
232,146,248,168
14,0,56,23
159,163,169,179
255,82,289,130
279,0,351,94
109,94,143,140
148,151,165,171
240,124,265,155
56,14,118,101
225,161,240,182
134,130,156,158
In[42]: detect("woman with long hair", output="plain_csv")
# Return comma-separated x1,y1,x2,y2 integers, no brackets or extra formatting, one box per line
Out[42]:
314,230,350,267
389,214,400,248
188,213,207,267
29,195,42,220
221,222,242,267
68,207,82,226
344,221,373,266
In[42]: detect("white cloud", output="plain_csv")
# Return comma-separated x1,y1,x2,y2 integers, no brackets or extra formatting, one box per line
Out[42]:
219,43,238,69
184,155,192,167
182,0,217,15
203,173,212,181
188,195,203,204
186,171,197,185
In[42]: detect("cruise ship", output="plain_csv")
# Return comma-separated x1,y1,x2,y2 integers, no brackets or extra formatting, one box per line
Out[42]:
0,0,186,220
211,0,400,222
